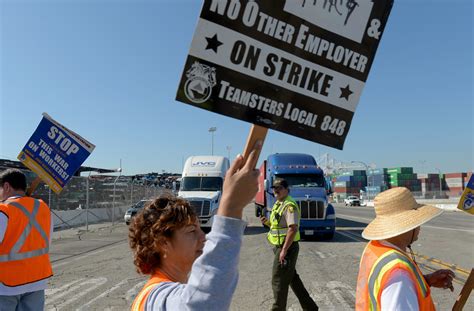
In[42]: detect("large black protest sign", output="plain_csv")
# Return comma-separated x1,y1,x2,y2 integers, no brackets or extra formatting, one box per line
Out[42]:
176,0,393,149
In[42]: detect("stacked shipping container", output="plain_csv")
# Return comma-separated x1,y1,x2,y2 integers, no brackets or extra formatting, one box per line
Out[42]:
333,170,367,198
331,166,472,201
417,173,442,193
444,172,472,197
366,168,389,195
387,167,421,192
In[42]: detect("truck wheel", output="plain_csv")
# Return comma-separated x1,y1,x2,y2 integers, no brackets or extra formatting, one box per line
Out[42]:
324,232,335,240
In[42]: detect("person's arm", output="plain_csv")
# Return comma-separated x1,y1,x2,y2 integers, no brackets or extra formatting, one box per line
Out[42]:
381,269,419,311
147,142,261,311
0,212,8,243
279,225,297,263
279,204,298,263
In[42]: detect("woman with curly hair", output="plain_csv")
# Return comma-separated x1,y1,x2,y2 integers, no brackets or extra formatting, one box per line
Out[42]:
129,142,261,311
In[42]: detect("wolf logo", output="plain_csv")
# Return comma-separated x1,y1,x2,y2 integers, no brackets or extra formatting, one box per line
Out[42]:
184,61,217,104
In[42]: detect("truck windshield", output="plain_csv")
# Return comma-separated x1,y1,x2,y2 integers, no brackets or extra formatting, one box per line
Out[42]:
275,174,324,188
181,177,223,191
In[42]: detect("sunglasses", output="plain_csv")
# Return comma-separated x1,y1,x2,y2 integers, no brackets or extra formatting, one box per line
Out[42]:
272,185,285,191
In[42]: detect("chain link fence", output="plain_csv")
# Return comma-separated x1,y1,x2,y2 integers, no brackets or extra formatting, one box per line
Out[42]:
1,166,167,230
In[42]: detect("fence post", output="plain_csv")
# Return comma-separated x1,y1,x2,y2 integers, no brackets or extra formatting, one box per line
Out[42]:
112,175,119,226
86,177,90,231
48,186,52,208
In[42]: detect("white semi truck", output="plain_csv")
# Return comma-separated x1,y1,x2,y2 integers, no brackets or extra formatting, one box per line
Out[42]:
178,156,229,232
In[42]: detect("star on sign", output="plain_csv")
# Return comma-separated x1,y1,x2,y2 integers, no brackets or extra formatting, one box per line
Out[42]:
339,84,353,101
205,34,223,53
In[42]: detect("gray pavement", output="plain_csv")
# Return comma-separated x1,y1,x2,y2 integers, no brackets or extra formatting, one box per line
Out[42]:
44,204,474,310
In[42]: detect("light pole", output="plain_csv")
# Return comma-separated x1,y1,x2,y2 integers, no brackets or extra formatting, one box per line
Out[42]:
226,146,232,159
86,172,91,231
209,127,217,155
111,166,122,227
435,168,442,198
351,160,370,201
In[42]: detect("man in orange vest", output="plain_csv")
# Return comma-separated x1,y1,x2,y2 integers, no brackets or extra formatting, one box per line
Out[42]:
355,187,456,311
0,169,53,310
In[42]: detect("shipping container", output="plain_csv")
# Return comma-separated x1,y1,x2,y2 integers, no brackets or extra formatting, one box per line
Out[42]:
334,181,350,187
341,170,367,177
351,176,367,183
417,173,440,180
367,168,388,175
368,174,389,183
446,183,464,188
387,167,414,174
337,175,351,182
389,173,417,181
445,173,467,179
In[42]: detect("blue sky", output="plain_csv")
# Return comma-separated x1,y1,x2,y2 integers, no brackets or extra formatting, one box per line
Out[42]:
0,0,472,175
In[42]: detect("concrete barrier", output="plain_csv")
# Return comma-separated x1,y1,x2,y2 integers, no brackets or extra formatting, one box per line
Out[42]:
52,205,130,229
363,200,459,211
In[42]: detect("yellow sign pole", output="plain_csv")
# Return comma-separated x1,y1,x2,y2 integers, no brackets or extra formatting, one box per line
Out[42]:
242,125,268,162
452,269,474,311
26,176,42,197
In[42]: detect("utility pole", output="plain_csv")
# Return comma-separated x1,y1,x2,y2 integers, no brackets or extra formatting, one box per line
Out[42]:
209,127,217,155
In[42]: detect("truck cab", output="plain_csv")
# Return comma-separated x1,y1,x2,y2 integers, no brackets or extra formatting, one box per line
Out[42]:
255,153,336,239
178,156,229,232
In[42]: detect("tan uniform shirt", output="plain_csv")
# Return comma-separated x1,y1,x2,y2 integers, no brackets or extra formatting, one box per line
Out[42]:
275,200,299,228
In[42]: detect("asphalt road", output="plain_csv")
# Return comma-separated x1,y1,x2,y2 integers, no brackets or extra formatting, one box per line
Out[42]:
44,204,474,310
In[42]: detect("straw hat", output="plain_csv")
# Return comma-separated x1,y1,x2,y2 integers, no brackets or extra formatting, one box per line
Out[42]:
362,187,443,240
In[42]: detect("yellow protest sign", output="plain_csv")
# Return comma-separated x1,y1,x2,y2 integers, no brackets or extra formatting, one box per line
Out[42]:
457,175,474,214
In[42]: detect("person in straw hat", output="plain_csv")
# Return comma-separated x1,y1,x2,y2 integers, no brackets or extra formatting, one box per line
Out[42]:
355,187,456,311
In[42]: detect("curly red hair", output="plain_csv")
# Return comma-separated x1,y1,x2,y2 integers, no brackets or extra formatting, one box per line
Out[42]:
128,195,197,275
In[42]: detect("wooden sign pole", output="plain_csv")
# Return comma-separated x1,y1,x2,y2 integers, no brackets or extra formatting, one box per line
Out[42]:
242,124,268,163
26,177,42,197
453,269,474,311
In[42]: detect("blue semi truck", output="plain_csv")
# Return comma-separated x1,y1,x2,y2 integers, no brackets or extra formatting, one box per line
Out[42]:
255,153,336,239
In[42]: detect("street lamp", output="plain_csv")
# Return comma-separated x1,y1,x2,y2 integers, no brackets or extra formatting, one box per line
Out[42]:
435,168,442,198
351,160,370,201
208,127,217,155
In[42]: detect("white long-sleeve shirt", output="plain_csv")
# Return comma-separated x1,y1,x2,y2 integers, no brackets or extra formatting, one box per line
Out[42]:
0,196,54,295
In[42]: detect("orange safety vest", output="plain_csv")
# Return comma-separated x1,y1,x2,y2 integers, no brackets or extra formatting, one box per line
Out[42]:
355,240,435,311
0,197,53,287
131,270,172,311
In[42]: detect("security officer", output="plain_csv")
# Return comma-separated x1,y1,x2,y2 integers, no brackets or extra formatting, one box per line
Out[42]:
0,169,53,310
261,178,318,311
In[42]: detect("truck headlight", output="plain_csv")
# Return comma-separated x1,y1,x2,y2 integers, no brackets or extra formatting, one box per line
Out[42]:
326,214,336,220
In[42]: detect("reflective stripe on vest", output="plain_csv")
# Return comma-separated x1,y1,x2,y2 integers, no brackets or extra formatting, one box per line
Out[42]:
0,199,49,262
269,228,288,236
267,196,300,246
368,250,428,311
131,283,158,311
131,272,172,311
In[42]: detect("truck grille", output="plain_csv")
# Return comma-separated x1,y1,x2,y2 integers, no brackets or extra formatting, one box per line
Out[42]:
297,200,325,219
189,200,211,217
